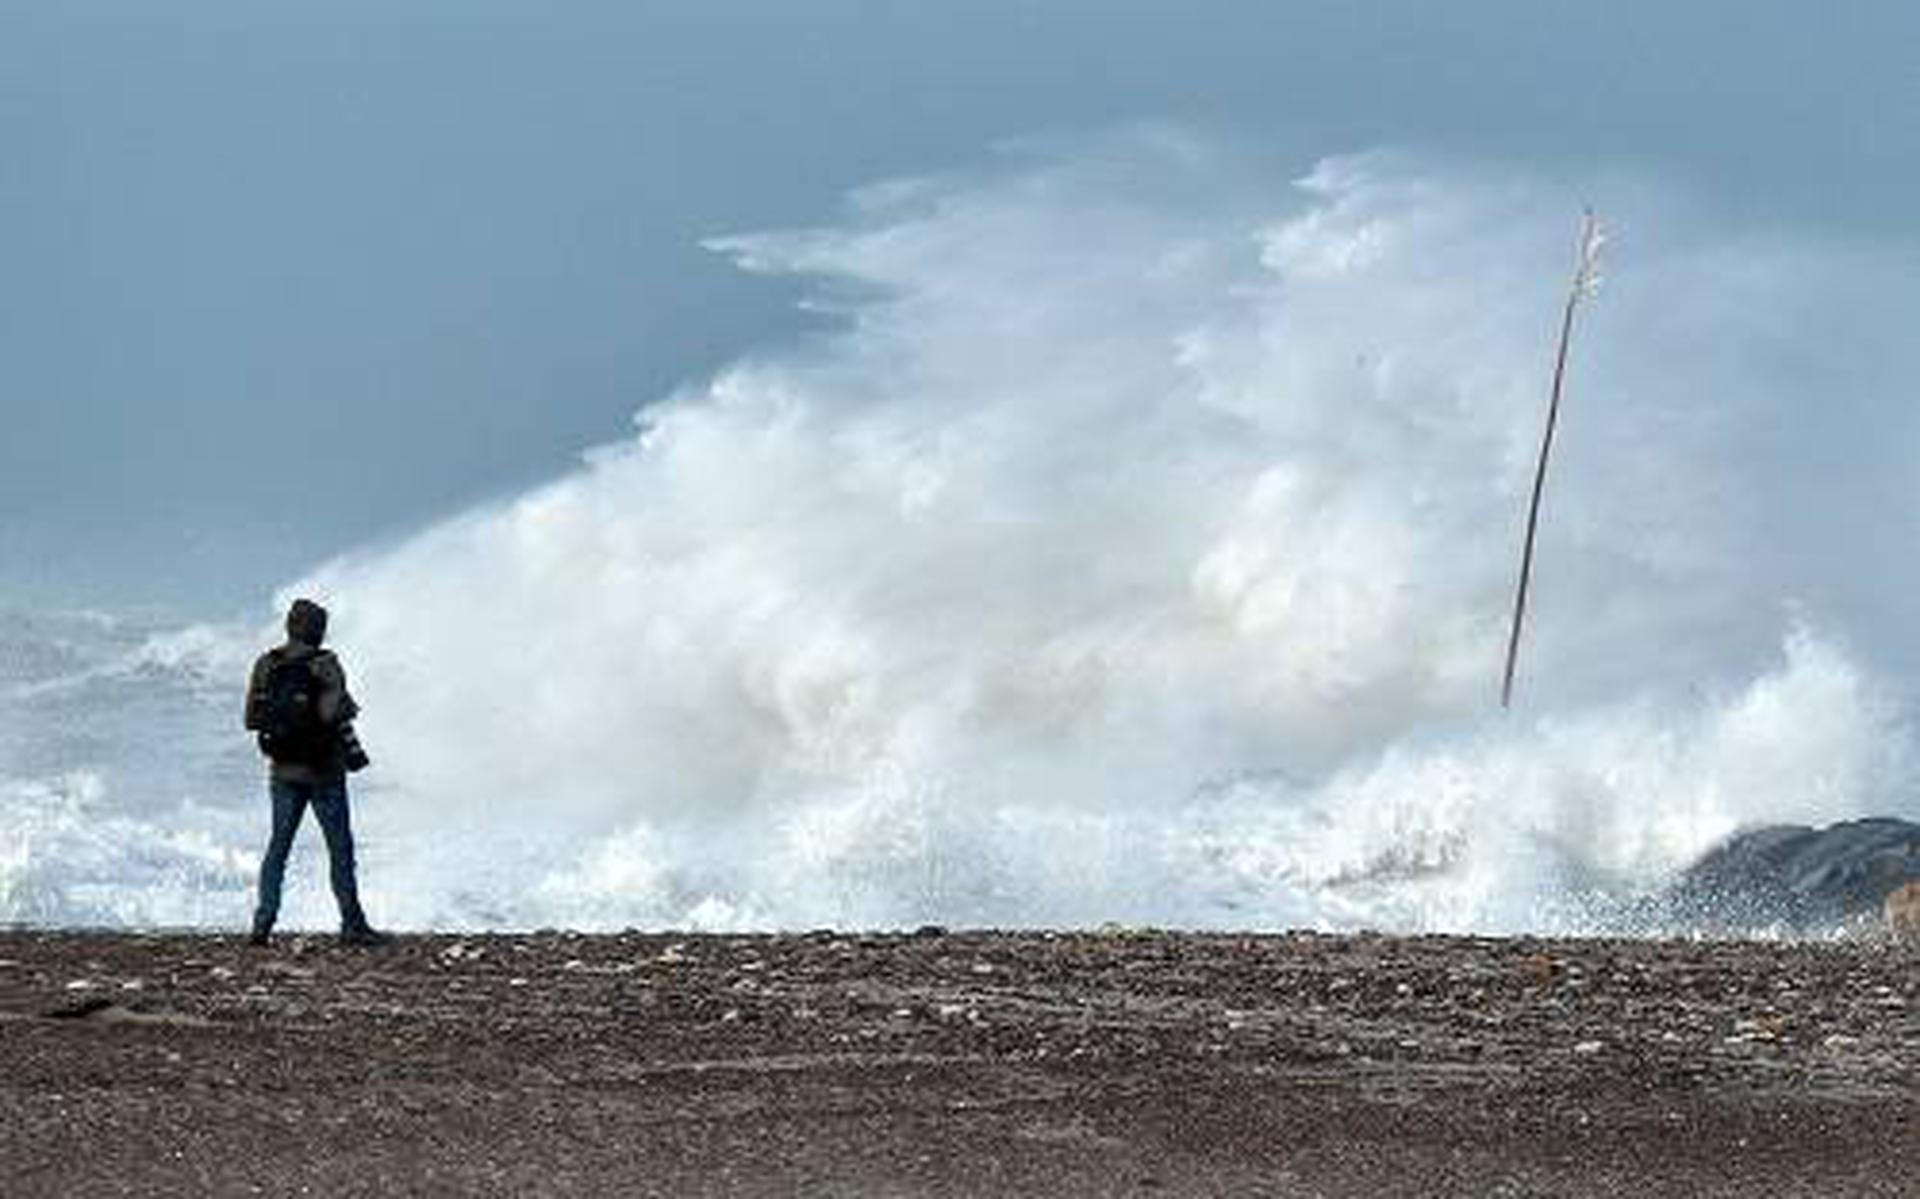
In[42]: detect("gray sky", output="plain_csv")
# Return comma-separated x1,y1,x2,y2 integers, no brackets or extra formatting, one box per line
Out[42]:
4,1,1916,615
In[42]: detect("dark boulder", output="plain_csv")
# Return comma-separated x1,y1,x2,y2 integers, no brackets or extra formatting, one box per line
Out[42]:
1667,817,1920,934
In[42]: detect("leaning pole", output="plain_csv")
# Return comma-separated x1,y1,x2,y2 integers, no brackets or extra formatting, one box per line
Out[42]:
1501,211,1605,710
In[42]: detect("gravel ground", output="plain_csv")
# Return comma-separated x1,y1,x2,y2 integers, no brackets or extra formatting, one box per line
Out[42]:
1,928,1914,1196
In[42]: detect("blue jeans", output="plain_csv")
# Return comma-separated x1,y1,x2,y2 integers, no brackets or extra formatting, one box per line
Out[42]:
253,776,369,932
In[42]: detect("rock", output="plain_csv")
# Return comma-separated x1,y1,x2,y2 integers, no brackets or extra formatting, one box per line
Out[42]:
44,997,211,1026
1668,817,1920,933
1886,880,1920,940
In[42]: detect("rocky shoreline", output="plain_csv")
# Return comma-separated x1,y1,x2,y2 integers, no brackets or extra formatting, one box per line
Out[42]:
2,928,1914,1195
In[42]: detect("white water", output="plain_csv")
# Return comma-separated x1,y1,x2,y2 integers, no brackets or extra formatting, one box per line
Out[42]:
8,139,1920,933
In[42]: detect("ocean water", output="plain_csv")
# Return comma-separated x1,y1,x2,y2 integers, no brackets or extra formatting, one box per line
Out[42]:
8,141,1920,934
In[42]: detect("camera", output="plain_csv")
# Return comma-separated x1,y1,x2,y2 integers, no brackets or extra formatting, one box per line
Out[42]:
339,722,371,773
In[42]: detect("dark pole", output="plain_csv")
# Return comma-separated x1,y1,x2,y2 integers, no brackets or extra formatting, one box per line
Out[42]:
1501,212,1602,710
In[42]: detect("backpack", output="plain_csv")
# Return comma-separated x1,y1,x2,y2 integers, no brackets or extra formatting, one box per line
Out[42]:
258,652,333,767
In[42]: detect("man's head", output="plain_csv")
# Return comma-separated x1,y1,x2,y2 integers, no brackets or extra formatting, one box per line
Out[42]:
286,598,329,647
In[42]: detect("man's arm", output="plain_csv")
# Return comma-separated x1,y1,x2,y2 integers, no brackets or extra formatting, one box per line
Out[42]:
243,654,270,731
315,653,360,727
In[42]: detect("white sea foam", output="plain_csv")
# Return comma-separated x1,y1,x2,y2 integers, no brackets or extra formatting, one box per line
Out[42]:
0,770,257,928
8,137,1920,931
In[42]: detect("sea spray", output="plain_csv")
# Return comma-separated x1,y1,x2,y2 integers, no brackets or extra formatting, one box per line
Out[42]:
7,139,1919,932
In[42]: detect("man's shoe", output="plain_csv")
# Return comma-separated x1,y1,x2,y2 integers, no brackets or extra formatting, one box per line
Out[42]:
339,925,392,948
247,929,271,947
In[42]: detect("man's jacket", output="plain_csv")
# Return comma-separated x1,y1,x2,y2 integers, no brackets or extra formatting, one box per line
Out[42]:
244,643,360,784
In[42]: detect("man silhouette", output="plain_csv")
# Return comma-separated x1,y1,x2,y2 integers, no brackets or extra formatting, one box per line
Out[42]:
242,598,387,946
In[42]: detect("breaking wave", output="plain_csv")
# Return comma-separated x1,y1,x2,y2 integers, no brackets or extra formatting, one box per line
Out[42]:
9,137,1920,932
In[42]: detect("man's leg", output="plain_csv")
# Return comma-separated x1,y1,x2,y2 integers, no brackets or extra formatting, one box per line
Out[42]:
252,780,309,942
310,776,381,940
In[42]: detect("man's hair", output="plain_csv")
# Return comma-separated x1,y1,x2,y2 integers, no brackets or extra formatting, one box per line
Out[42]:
286,598,329,647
